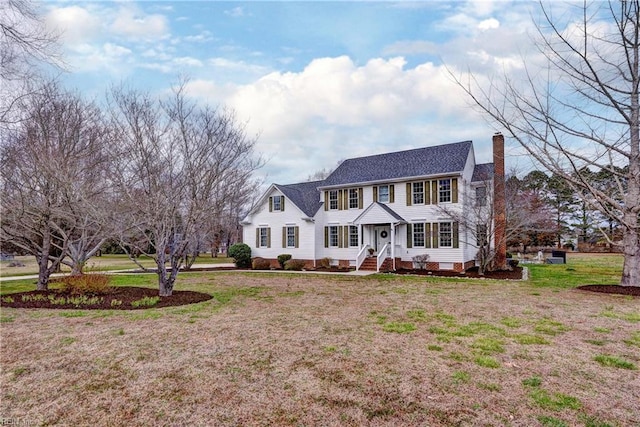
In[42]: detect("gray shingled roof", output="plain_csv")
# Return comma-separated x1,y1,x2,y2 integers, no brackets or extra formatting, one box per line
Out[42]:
320,141,473,188
472,163,494,182
276,180,323,217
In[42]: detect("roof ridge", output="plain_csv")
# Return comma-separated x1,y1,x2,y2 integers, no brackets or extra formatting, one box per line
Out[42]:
340,140,472,163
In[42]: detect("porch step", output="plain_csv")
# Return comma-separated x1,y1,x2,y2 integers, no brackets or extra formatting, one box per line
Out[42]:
359,257,393,271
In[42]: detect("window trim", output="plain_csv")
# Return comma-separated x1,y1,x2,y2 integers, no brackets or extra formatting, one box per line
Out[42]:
286,226,296,248
476,224,488,247
329,225,339,248
272,195,282,211
349,225,359,247
259,227,269,248
378,185,390,203
412,182,425,205
439,221,453,248
438,179,452,204
412,223,425,247
348,188,359,209
328,190,339,210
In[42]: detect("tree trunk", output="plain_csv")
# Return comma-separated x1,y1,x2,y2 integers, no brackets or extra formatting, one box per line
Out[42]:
156,251,173,296
620,216,640,287
36,258,50,291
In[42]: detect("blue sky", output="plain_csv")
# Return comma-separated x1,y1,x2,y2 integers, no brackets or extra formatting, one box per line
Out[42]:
43,1,571,185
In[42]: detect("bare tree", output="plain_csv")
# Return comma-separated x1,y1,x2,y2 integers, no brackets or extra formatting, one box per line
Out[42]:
454,1,640,286
108,83,262,296
1,0,63,128
0,83,111,288
438,170,544,274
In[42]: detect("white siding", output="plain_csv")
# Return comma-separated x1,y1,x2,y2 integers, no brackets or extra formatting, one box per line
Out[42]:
242,188,316,261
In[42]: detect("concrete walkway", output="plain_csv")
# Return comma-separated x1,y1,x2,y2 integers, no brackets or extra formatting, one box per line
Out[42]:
0,264,376,282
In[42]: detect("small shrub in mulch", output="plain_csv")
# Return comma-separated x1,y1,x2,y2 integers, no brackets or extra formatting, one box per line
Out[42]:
0,286,213,310
284,259,306,271
251,257,271,270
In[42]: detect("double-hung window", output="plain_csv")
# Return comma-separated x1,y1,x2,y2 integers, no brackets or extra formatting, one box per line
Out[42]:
286,226,296,248
349,226,358,247
476,224,488,247
259,227,269,248
475,186,486,207
328,190,338,210
348,189,359,209
329,226,339,247
413,223,425,247
412,182,424,205
378,185,390,203
438,179,451,203
439,222,453,247
272,195,282,211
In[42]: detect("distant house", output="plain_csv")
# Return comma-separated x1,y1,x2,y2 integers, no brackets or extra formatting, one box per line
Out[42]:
241,134,506,272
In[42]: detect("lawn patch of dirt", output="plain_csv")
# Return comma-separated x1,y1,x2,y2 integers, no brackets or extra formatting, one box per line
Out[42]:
0,286,213,310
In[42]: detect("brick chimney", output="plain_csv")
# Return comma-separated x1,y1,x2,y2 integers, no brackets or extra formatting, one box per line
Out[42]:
493,133,507,270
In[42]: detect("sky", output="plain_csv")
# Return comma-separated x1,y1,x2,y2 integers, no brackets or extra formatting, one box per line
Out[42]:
41,0,574,185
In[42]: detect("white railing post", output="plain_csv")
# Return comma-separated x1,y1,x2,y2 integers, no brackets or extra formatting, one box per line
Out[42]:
356,245,369,271
376,243,389,272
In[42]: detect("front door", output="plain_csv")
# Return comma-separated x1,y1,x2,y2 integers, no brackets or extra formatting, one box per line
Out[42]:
374,225,391,253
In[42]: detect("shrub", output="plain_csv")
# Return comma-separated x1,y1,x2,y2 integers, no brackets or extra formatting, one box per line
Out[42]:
59,274,111,295
277,254,292,269
318,257,332,269
228,243,252,268
131,296,160,308
412,254,430,269
284,259,306,271
252,257,271,270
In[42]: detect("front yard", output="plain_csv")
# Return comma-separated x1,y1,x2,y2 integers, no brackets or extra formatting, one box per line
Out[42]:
1,254,638,426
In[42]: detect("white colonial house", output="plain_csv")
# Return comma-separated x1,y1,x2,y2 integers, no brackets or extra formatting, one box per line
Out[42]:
241,134,506,272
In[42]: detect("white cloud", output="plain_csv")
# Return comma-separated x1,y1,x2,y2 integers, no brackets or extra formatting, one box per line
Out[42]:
184,31,214,43
46,6,101,44
173,57,203,67
184,56,487,184
478,18,500,31
111,6,169,40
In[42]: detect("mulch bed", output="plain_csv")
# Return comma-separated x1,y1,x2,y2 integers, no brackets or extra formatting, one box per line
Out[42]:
0,286,213,310
392,266,524,280
576,284,640,297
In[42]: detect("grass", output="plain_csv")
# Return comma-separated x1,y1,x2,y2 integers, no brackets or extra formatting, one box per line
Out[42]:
593,354,637,370
0,254,235,278
0,253,638,426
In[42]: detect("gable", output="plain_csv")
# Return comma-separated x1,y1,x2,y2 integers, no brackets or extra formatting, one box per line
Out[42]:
352,202,405,225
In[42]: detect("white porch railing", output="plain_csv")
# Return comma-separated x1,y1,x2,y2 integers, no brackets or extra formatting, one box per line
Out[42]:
356,245,370,271
376,243,390,272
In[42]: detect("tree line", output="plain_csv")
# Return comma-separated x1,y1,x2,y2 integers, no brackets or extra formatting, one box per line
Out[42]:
505,168,626,253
